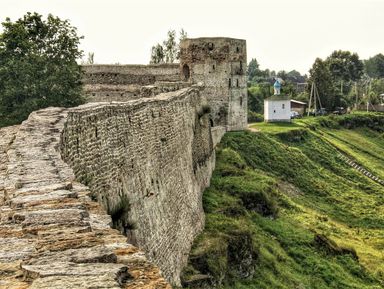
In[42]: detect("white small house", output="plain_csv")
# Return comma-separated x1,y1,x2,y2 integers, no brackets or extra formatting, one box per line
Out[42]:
264,96,291,122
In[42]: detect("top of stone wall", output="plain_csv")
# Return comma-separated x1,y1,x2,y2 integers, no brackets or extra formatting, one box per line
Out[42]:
82,63,179,74
0,108,171,288
184,37,246,42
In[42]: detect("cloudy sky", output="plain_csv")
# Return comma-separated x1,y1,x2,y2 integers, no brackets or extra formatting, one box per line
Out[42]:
1,0,383,74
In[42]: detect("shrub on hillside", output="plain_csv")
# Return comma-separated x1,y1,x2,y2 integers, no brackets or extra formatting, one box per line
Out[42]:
248,110,264,123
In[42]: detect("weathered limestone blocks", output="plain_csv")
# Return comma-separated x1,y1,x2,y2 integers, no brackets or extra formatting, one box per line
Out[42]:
83,64,180,102
180,37,248,130
60,86,215,286
0,109,171,288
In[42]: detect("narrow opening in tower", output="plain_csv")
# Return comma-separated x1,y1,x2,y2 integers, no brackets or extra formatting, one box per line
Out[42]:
183,64,190,81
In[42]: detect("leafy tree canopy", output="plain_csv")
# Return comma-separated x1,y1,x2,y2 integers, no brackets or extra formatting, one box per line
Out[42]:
150,29,187,64
364,53,384,78
308,58,338,110
325,50,364,82
0,12,84,126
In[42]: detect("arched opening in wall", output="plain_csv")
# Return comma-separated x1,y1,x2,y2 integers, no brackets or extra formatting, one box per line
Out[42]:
209,118,214,127
208,42,214,51
236,46,240,53
183,64,190,81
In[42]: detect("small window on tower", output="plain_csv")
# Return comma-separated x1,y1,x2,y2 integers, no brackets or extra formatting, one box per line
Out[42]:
212,64,215,70
282,104,285,109
240,97,243,106
236,47,240,53
228,78,231,88
208,42,214,51
236,79,239,87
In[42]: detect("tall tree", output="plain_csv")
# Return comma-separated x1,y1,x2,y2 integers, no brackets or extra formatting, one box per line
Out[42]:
150,44,164,64
326,50,364,82
176,29,188,60
150,29,187,64
364,53,384,78
325,50,364,97
0,12,84,126
247,58,260,81
163,30,177,63
308,58,337,110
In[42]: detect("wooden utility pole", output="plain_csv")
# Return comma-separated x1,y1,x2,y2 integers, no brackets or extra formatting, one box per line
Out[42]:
307,82,323,116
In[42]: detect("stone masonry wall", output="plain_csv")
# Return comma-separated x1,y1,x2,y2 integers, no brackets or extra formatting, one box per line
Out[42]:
0,109,171,289
82,64,181,102
60,87,215,286
180,37,247,131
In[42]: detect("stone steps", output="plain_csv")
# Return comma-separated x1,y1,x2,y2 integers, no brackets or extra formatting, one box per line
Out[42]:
337,153,384,185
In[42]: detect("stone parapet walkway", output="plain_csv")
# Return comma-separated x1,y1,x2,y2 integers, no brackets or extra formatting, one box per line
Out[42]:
0,108,170,289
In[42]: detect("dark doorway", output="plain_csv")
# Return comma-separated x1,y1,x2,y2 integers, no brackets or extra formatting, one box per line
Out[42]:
183,64,190,81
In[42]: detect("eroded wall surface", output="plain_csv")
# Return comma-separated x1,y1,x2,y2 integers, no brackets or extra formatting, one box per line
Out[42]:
60,87,215,285
0,109,170,289
82,64,181,102
180,37,248,130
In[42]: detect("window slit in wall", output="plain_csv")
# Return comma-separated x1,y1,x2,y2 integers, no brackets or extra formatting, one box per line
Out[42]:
240,97,243,106
282,104,285,109
236,79,239,87
228,78,231,88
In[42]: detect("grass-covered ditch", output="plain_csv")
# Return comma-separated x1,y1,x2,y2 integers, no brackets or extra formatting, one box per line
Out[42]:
181,113,384,289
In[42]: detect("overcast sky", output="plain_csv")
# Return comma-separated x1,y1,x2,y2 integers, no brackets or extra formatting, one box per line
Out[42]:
1,0,383,74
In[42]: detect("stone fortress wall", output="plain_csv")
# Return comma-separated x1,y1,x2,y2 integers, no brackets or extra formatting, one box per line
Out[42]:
83,37,248,132
0,109,171,289
82,64,180,102
0,37,247,288
180,37,248,131
60,86,214,285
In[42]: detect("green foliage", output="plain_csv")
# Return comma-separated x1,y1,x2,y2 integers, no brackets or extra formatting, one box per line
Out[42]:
365,54,384,78
308,57,337,110
247,84,271,113
247,111,263,123
150,43,165,64
0,12,84,127
184,114,384,288
308,51,365,110
150,29,187,64
326,50,364,83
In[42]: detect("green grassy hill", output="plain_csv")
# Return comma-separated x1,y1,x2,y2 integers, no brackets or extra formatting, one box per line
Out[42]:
181,113,384,289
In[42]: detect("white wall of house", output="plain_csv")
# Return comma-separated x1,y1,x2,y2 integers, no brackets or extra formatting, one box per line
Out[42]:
264,99,291,122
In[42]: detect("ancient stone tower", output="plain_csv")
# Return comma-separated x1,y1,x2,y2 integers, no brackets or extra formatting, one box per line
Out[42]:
179,37,247,131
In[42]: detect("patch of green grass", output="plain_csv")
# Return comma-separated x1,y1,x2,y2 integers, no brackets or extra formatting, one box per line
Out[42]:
249,121,302,134
182,113,384,289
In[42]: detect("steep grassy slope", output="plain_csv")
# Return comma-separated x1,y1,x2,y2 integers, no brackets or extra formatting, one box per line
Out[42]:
182,113,384,289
